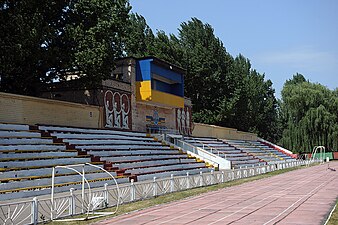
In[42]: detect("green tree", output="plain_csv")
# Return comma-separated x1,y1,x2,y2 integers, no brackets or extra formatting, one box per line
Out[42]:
0,0,131,95
0,0,67,95
122,16,280,141
177,18,233,123
123,13,155,58
279,75,338,152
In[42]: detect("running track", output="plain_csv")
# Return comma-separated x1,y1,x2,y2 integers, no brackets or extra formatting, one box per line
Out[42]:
95,162,338,225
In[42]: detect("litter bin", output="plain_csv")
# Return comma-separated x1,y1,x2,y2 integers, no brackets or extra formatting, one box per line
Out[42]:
326,157,329,162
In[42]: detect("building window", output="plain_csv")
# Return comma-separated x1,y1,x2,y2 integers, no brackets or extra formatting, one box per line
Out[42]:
112,73,123,81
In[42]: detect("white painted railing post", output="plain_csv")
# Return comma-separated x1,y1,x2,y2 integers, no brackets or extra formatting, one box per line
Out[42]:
186,172,190,189
130,179,135,202
170,174,174,192
104,183,109,207
31,197,38,225
211,170,214,185
221,171,224,183
153,177,157,197
199,171,203,187
69,188,75,216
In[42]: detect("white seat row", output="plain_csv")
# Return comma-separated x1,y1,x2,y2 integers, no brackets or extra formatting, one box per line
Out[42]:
0,130,41,137
88,149,180,157
51,132,153,141
64,139,159,145
0,157,91,168
226,156,252,161
0,171,118,191
0,123,30,131
0,165,104,179
0,151,77,159
102,154,188,163
113,158,197,170
0,177,129,201
0,144,66,151
39,125,147,137
77,144,165,150
0,138,53,145
125,163,206,175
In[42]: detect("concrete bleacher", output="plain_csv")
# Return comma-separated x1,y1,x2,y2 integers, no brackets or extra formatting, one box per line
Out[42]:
246,140,296,161
184,137,265,169
0,123,128,201
39,125,212,182
0,122,213,200
225,139,294,164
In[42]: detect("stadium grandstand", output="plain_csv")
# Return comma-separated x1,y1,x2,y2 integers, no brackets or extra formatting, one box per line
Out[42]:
1,56,331,224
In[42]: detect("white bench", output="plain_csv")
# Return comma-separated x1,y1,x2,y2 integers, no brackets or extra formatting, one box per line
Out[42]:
0,144,67,151
0,165,104,179
0,177,129,201
77,144,164,150
88,149,179,157
126,163,206,175
39,125,147,137
113,158,197,169
64,139,159,145
0,157,91,168
0,130,41,138
102,154,188,163
0,138,53,145
0,151,77,159
0,124,30,131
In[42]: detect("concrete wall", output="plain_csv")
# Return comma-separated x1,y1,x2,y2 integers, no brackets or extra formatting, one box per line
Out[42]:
192,123,257,141
0,92,102,128
133,103,176,133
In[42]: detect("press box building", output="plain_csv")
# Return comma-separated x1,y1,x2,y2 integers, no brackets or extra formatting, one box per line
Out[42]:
40,57,193,135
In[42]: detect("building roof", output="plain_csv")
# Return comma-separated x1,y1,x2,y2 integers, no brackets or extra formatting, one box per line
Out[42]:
116,56,186,75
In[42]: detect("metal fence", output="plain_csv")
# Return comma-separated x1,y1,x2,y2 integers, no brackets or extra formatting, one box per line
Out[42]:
0,160,315,225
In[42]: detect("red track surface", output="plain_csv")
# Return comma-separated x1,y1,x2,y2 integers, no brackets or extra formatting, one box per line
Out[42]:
95,162,338,225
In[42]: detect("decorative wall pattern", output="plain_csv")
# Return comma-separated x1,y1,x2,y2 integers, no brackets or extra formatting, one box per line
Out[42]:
176,106,192,135
146,109,166,128
104,90,131,129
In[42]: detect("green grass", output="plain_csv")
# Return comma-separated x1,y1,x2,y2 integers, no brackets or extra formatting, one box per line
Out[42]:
46,166,303,225
327,201,338,225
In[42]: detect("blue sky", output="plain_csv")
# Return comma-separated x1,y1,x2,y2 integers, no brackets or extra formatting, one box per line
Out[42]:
129,0,338,98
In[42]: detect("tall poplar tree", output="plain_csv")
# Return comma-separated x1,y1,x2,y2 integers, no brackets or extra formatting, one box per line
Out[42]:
0,0,131,95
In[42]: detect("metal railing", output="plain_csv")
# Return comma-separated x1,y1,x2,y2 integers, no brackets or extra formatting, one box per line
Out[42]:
173,139,232,169
0,160,317,225
146,127,180,135
196,140,226,158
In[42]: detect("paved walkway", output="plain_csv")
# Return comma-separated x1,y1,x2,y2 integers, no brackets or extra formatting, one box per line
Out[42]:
95,162,338,225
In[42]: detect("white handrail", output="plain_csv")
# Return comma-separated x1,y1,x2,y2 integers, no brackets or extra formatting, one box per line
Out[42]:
175,139,220,164
191,139,225,159
174,139,231,169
